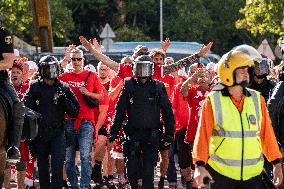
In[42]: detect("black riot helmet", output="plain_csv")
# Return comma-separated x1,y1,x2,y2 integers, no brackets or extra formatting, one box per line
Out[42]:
254,58,271,79
133,55,154,78
38,55,60,79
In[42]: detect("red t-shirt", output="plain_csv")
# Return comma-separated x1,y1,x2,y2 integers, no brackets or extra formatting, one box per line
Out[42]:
59,70,104,129
159,74,176,98
14,83,29,101
171,83,189,134
153,65,162,80
185,86,211,142
117,63,133,79
94,86,110,123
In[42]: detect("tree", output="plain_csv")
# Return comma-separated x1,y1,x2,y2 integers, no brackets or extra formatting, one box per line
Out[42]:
115,25,151,41
0,0,75,45
236,0,284,36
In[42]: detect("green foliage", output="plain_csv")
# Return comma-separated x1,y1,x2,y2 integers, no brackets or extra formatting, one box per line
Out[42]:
115,25,151,41
0,0,74,45
236,0,284,36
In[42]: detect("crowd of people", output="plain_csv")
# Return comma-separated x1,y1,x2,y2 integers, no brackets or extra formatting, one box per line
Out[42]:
1,24,284,189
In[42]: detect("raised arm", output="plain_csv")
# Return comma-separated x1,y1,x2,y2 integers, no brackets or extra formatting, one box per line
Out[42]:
79,36,119,71
162,42,213,76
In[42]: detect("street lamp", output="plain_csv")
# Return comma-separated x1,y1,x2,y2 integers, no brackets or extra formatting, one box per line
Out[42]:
160,0,163,41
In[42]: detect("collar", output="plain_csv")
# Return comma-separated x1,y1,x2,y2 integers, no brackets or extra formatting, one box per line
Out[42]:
220,87,251,97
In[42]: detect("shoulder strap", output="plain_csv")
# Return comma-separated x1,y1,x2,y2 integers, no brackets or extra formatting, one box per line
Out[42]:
85,71,92,84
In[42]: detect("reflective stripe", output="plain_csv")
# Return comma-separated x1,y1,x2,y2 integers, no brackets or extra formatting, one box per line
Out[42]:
213,92,222,128
249,90,260,131
210,154,264,166
212,129,259,138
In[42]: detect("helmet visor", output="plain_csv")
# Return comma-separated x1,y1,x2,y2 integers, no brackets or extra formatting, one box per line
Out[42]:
232,44,262,63
42,63,59,79
133,61,153,77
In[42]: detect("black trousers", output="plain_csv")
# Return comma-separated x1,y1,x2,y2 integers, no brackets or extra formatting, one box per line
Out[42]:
123,139,159,189
207,165,265,189
34,132,66,189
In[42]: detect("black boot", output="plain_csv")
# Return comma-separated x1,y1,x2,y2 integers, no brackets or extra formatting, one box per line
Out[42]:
108,175,117,189
6,101,25,163
158,176,165,189
186,181,193,189
91,161,102,183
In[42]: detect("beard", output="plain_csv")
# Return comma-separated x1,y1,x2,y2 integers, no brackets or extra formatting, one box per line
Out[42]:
238,80,249,88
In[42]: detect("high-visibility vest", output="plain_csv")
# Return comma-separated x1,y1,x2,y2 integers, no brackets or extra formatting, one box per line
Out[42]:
207,88,263,180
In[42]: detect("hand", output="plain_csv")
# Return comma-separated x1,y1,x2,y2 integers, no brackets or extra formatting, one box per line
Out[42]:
273,163,283,186
64,44,76,61
161,37,171,53
197,42,213,57
79,87,90,96
91,38,103,53
194,166,213,188
79,36,93,52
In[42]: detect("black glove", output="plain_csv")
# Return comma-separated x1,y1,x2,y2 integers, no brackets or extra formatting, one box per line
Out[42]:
109,135,118,143
163,135,174,146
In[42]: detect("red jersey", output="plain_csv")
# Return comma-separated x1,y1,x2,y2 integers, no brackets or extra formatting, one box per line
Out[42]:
117,63,133,79
59,70,104,129
185,86,211,142
171,83,189,133
102,81,110,91
14,83,29,101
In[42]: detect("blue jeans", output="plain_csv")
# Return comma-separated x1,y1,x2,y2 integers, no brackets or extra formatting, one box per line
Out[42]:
167,143,177,184
65,120,94,189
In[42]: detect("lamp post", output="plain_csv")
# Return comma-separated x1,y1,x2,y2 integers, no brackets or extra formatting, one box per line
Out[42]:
160,0,163,41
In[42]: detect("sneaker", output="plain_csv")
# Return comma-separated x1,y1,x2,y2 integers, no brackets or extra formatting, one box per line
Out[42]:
6,146,21,164
169,183,178,189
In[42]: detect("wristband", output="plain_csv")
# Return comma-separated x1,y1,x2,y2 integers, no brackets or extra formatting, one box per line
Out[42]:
195,161,205,167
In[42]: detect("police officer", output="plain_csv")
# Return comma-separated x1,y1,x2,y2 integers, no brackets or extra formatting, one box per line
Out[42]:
24,55,79,189
0,26,25,163
249,57,275,102
109,55,175,189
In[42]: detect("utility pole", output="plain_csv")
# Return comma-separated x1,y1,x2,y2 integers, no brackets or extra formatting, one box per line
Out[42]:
31,0,53,52
160,0,163,42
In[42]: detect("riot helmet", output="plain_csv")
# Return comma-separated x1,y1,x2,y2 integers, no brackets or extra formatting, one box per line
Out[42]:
254,58,270,79
38,55,60,79
133,55,154,78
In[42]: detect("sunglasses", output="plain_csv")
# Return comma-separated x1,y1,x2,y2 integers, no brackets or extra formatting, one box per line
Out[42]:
71,57,83,61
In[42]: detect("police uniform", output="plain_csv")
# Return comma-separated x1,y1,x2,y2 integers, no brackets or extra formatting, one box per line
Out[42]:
110,77,174,189
24,79,79,189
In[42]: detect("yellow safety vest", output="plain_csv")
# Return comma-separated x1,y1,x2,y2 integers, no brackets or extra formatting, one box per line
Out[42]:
207,88,263,180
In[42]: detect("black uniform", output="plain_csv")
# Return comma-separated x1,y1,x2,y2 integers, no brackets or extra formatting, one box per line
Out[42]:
249,79,275,102
24,79,79,189
110,78,174,189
